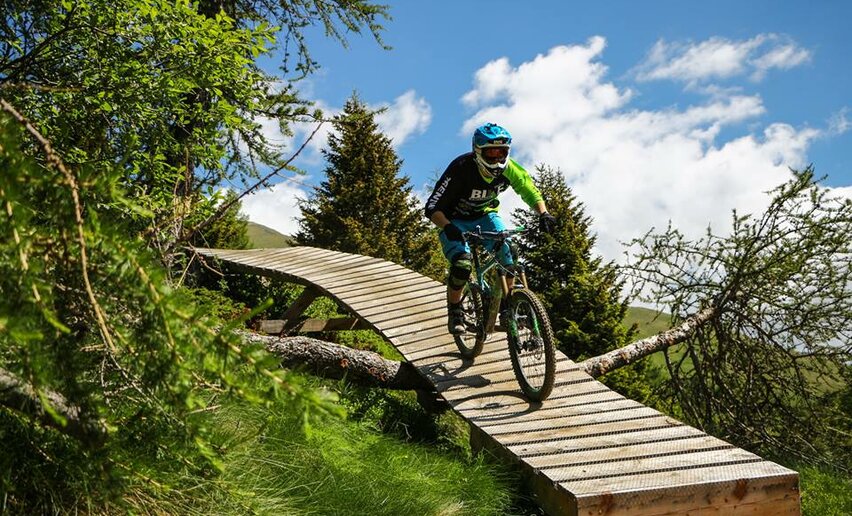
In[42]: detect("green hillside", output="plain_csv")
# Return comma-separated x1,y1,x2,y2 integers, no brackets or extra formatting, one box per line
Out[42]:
247,221,293,248
624,306,671,339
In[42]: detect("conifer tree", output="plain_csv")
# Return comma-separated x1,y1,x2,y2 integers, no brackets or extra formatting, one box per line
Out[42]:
296,94,442,278
513,165,635,357
512,166,660,403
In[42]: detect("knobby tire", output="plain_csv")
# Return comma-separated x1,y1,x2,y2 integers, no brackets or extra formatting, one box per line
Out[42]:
454,283,485,359
506,289,556,401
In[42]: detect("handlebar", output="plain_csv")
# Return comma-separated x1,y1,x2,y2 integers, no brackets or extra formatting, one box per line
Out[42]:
462,226,527,244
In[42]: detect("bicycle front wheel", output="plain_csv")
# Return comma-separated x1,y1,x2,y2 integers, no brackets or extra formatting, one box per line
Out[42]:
454,283,486,359
506,289,556,401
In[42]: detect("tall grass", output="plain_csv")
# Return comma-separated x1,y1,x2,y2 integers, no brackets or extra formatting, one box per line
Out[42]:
116,371,519,516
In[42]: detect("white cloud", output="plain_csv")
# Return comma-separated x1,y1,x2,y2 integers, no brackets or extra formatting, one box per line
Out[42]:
375,90,432,145
828,107,850,136
240,179,309,237
464,37,832,262
634,34,811,86
241,90,432,233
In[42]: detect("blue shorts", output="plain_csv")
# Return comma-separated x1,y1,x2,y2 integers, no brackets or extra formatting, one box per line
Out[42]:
439,212,514,266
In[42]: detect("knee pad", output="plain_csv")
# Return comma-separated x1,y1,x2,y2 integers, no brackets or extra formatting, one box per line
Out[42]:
448,253,472,290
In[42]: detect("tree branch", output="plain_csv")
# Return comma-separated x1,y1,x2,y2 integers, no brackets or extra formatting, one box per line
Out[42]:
0,367,106,445
580,304,720,378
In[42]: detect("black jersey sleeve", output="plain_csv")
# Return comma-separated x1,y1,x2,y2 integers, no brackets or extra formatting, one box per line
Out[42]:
424,156,464,219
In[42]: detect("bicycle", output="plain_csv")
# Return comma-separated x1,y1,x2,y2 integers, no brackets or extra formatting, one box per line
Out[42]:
453,227,556,401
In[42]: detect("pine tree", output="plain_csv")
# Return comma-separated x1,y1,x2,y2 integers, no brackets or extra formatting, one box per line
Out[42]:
513,165,635,357
512,166,662,404
296,94,442,278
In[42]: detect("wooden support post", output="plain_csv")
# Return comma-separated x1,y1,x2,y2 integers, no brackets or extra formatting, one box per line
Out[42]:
259,318,371,334
278,286,321,335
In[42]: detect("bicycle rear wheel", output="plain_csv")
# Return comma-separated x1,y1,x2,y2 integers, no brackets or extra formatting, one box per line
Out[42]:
454,283,485,359
506,289,556,401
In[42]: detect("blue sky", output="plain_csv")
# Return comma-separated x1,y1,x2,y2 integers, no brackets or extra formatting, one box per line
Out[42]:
241,0,852,261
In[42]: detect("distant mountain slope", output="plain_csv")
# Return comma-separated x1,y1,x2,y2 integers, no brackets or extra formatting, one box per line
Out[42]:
624,306,671,339
247,221,293,248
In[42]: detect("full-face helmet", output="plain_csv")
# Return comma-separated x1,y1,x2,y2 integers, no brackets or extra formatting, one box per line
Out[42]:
472,123,512,178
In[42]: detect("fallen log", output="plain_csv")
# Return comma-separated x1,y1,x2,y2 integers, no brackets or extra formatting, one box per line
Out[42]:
0,367,107,445
580,304,719,378
238,331,433,391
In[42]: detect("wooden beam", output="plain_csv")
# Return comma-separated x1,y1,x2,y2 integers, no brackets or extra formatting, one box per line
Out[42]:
278,286,321,334
258,318,370,334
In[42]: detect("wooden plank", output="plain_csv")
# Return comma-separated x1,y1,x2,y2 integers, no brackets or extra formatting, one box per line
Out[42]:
530,434,736,471
434,356,578,390
272,251,374,274
476,397,644,430
496,414,686,447
381,319,446,339
281,254,377,277
274,287,321,333
314,263,418,288
297,317,370,332
508,422,705,458
306,260,403,284
346,287,446,311
257,318,368,333
242,253,335,272
251,256,364,279
550,447,761,484
220,248,285,263
330,273,438,296
338,280,443,304
487,405,664,441
460,386,624,419
435,360,587,396
369,303,447,326
569,462,798,514
356,298,447,323
233,249,311,267
223,247,330,268
365,308,446,330
433,355,575,387
440,369,599,401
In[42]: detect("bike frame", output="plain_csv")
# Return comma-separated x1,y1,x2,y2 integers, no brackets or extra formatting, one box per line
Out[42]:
466,227,530,334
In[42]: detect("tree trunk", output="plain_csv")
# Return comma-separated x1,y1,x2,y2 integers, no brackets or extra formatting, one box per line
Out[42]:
0,367,106,445
580,305,719,378
239,331,433,391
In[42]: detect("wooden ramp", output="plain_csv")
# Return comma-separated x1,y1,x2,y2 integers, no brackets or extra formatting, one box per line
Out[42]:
194,246,800,516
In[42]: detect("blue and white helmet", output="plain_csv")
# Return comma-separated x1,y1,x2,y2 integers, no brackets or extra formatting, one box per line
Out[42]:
472,123,512,178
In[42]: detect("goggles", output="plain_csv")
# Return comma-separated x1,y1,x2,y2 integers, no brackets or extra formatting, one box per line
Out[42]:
480,146,510,164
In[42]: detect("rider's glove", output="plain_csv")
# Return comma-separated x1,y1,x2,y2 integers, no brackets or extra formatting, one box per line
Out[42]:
539,212,558,235
443,223,465,242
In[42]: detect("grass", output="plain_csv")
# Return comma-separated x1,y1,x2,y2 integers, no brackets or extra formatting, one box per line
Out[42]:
623,306,672,339
117,371,521,516
798,464,852,515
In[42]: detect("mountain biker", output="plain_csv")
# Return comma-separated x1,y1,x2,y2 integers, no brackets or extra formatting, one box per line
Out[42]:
425,123,557,335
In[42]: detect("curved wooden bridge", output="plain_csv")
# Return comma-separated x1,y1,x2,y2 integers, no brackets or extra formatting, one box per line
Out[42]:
195,245,800,516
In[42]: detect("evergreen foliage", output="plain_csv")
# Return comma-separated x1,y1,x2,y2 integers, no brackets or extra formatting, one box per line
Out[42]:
0,1,392,511
0,109,328,512
0,0,390,258
296,94,443,279
513,165,635,357
511,166,660,403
